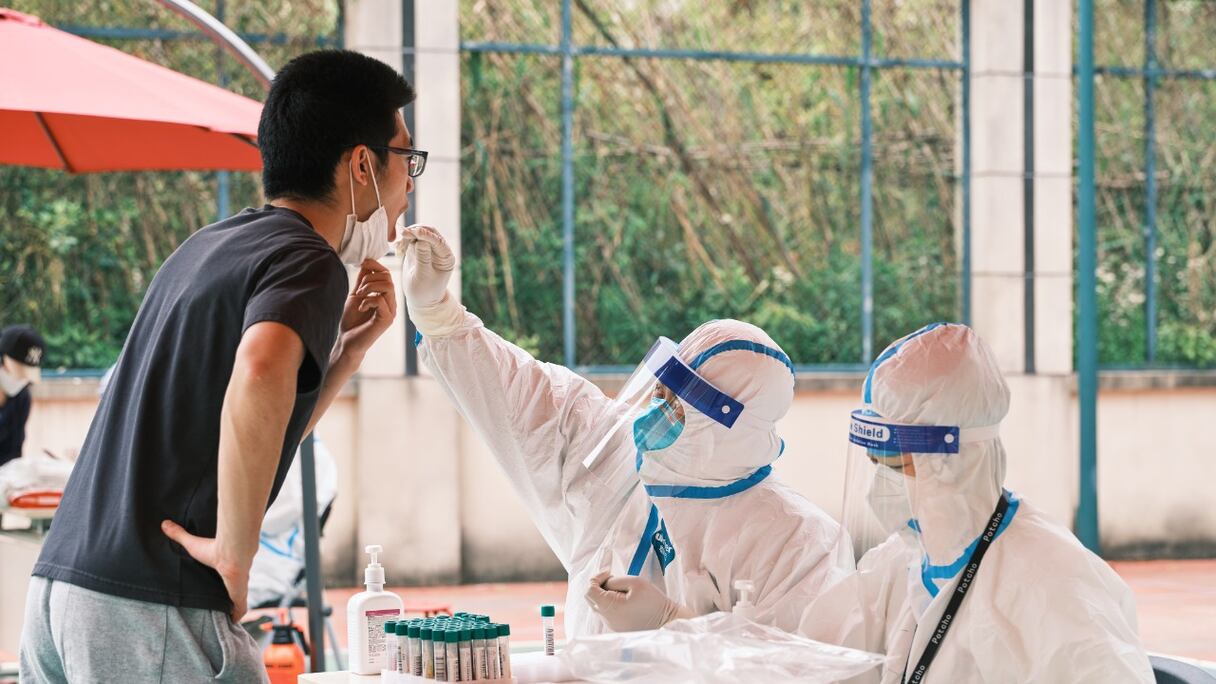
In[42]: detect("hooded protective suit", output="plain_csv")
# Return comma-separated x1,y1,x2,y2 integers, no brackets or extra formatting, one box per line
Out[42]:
799,323,1154,683
401,225,845,637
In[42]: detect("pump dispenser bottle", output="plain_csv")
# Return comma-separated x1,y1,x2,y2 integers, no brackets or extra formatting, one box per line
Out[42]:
347,545,404,674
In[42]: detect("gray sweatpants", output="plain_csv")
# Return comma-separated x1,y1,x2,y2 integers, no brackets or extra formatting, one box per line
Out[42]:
19,576,268,684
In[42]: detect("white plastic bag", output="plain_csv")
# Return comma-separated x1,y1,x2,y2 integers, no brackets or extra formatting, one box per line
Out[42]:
561,612,883,684
0,451,73,506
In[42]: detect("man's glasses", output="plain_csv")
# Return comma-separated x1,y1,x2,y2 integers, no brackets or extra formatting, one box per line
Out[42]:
364,145,428,177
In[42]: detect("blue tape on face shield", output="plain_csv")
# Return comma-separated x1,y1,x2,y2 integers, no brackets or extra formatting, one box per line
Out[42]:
632,397,685,453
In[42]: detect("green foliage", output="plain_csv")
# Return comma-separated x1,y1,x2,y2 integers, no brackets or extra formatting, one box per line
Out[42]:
1091,0,1216,367
3,0,1214,369
459,0,963,366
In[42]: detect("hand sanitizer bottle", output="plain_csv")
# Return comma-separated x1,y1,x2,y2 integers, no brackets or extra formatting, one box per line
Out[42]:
347,545,404,674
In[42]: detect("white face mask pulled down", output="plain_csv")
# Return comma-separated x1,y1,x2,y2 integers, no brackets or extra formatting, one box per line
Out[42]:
338,153,390,265
0,365,30,397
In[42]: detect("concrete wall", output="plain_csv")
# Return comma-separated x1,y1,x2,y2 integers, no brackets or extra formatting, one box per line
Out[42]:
19,370,1216,588
1097,380,1216,556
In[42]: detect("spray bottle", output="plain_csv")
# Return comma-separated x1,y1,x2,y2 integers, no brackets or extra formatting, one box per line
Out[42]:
263,609,307,684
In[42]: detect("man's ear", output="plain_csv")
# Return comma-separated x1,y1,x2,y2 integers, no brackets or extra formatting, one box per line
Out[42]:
347,145,370,186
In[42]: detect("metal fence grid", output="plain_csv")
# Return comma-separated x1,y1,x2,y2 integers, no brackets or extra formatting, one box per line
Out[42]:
460,0,971,370
1090,0,1216,369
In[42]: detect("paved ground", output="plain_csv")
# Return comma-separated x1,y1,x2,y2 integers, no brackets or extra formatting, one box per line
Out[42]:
3,559,1212,675
1110,559,1216,661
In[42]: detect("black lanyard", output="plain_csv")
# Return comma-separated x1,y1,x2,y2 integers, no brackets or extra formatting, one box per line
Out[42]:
902,492,1011,684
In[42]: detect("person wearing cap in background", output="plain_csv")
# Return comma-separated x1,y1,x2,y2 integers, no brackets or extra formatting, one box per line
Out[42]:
0,325,45,468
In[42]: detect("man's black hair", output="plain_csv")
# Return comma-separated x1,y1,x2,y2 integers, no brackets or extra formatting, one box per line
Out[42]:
258,50,416,202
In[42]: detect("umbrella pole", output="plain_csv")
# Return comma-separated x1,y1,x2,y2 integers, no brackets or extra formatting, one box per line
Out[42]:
154,0,274,87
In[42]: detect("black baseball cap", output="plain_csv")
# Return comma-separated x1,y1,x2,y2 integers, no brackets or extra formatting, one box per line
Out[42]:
0,325,46,367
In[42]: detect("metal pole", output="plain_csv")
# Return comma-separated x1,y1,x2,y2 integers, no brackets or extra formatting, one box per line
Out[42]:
215,0,230,223
560,0,577,367
961,0,972,326
155,0,275,88
1076,0,1100,553
299,432,326,672
1144,0,1158,364
402,0,419,376
1023,0,1036,373
860,0,875,364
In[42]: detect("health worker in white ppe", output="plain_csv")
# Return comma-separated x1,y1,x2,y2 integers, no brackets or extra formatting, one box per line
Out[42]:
397,226,847,637
798,323,1153,683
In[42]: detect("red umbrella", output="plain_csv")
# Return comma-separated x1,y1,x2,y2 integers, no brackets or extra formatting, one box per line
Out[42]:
0,8,262,173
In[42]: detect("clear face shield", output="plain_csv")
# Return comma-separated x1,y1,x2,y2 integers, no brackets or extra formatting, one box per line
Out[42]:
581,337,746,475
841,410,1006,577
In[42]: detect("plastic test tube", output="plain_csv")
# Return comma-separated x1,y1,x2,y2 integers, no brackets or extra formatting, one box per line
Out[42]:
409,623,424,676
386,621,400,673
435,627,450,681
395,621,410,674
496,623,512,679
421,625,436,679
472,626,487,681
384,621,398,673
445,629,461,682
459,628,474,681
485,625,501,680
541,605,556,655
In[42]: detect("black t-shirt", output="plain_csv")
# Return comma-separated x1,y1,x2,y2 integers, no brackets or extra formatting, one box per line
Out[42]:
0,384,32,467
34,206,347,612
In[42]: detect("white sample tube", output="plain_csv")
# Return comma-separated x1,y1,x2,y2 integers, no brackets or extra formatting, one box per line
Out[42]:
541,605,556,656
485,628,501,680
384,621,399,673
396,623,410,674
459,629,473,681
498,623,513,679
445,631,460,682
473,627,487,681
430,628,445,676
411,625,424,676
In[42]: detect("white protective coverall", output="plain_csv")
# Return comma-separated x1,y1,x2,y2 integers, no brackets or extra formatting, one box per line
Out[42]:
401,227,846,637
799,323,1154,683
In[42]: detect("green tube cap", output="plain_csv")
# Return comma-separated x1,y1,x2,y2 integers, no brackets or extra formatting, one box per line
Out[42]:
540,605,556,618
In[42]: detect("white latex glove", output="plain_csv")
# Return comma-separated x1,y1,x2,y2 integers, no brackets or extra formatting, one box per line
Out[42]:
396,225,465,336
398,225,455,308
585,571,692,632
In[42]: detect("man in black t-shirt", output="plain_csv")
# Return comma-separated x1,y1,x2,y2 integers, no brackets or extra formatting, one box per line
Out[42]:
22,51,423,683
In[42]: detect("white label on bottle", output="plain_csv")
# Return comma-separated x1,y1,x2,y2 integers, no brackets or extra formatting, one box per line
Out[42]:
365,608,401,667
